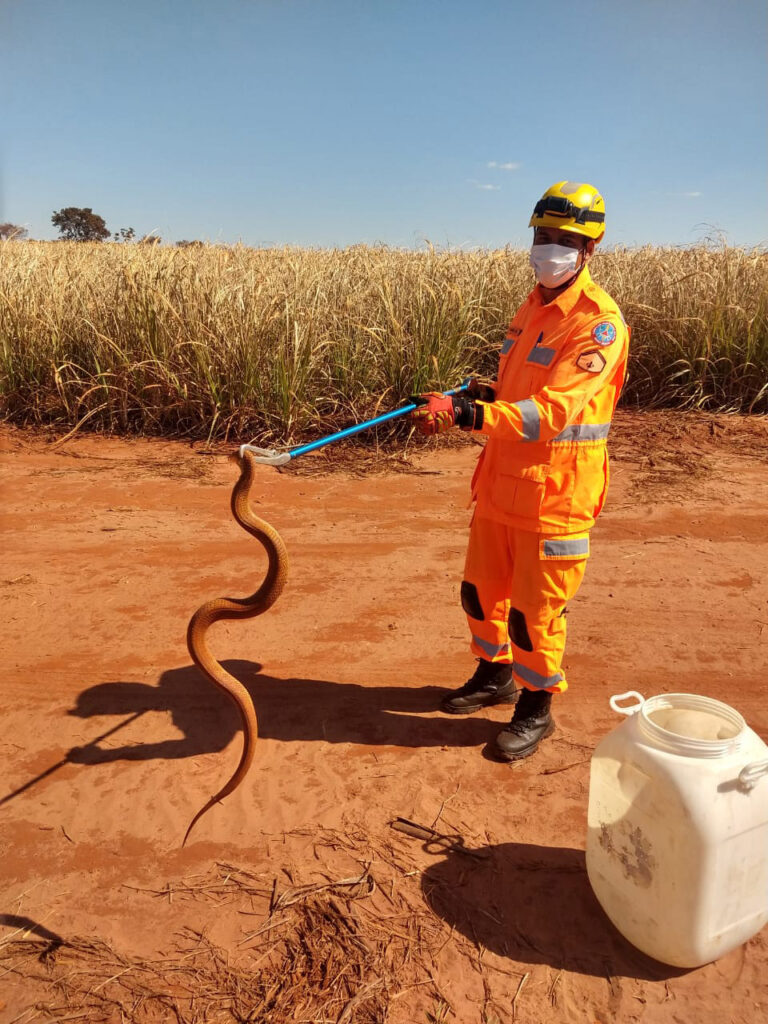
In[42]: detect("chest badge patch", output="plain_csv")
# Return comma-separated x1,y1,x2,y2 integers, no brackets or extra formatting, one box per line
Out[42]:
576,350,606,374
592,321,617,346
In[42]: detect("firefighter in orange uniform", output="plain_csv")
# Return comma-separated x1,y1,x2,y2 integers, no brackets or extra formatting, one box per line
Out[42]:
410,182,630,761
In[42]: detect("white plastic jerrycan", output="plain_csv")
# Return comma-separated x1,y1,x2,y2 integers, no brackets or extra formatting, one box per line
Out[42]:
586,691,768,968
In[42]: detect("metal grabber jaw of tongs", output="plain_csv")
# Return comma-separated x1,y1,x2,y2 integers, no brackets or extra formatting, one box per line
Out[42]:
237,444,293,466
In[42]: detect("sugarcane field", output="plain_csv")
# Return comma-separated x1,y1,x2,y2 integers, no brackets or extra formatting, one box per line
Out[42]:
2,3,767,1023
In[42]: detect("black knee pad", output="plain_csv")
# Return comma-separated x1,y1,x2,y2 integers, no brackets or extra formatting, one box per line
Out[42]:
460,581,484,620
508,607,534,652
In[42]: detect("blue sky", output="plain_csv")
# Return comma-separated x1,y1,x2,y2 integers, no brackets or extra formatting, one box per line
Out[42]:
1,0,765,248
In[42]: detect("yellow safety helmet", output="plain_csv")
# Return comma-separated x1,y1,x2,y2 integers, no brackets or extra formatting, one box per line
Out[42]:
529,181,605,241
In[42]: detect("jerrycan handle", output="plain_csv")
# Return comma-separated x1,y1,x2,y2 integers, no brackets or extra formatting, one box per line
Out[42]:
738,758,768,792
609,691,646,716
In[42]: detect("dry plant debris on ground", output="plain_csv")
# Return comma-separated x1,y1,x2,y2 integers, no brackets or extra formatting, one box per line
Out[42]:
0,825,509,1024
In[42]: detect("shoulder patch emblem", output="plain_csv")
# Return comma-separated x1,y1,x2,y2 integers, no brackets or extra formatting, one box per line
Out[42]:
576,350,606,374
592,321,617,346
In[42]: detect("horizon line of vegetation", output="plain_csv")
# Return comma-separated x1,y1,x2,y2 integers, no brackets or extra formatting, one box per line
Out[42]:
1,240,766,445
3,206,766,253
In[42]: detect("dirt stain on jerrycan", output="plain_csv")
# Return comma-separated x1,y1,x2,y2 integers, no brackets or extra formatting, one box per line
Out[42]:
598,820,656,888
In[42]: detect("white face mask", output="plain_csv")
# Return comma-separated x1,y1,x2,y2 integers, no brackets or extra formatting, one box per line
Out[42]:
529,243,582,288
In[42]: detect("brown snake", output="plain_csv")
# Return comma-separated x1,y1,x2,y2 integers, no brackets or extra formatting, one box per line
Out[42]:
183,449,289,845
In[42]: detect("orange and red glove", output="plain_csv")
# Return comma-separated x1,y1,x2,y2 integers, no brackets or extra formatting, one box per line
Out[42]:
409,392,480,436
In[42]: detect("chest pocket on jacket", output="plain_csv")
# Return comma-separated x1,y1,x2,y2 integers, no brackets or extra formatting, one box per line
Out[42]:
525,341,557,368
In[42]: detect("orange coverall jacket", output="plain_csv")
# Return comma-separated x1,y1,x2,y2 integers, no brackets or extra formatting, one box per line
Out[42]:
470,265,629,534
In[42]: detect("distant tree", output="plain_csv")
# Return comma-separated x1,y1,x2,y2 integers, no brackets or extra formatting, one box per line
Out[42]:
0,223,28,240
51,207,110,242
175,239,204,248
113,226,136,242
138,233,162,245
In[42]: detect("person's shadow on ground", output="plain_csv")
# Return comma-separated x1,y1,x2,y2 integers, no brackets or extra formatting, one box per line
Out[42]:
421,841,690,981
64,660,507,764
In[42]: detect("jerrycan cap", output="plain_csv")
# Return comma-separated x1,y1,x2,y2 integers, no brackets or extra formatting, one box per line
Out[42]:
609,691,748,759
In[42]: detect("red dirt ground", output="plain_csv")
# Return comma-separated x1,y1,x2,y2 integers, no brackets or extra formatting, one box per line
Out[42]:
2,411,768,1023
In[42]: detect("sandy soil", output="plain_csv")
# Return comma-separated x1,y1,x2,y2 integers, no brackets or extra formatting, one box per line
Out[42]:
2,411,768,1023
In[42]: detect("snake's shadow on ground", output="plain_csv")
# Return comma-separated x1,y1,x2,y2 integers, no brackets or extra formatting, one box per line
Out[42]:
66,659,508,763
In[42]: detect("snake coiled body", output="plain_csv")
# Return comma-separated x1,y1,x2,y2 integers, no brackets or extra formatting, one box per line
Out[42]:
183,450,289,845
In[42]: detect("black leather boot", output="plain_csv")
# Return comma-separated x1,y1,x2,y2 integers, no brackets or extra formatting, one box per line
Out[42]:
440,659,518,714
493,687,554,760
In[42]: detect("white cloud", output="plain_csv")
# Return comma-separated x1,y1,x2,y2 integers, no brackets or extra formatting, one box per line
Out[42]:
487,161,521,171
668,190,703,198
468,179,501,191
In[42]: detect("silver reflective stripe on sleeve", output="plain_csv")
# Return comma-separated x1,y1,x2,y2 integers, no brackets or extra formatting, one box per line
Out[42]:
472,635,511,659
513,663,564,689
501,337,516,355
514,399,541,442
527,346,556,367
553,422,611,442
543,538,590,558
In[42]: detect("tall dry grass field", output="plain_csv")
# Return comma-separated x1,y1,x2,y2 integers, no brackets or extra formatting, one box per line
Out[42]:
1,241,766,444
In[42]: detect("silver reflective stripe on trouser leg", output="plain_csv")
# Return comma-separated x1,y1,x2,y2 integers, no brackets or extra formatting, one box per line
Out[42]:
543,538,589,558
514,399,541,442
472,635,512,660
552,422,611,442
513,662,564,690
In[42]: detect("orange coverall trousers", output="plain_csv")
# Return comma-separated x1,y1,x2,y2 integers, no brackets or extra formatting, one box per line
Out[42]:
462,517,589,694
